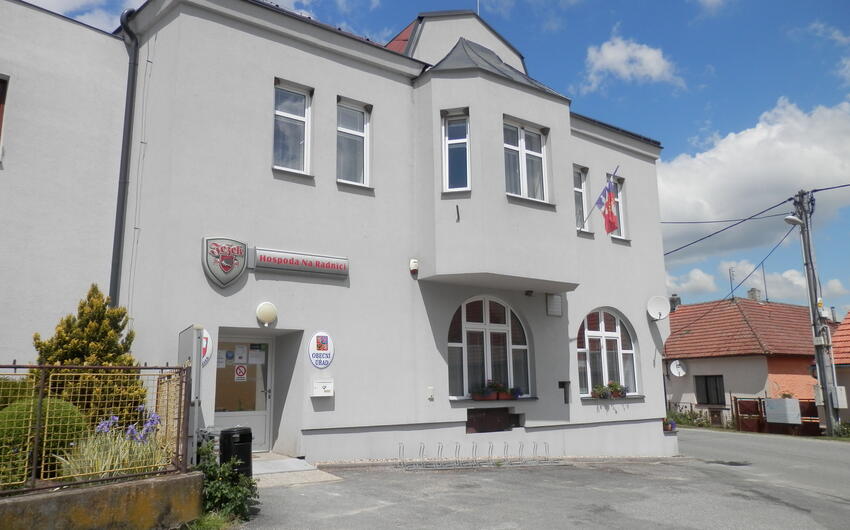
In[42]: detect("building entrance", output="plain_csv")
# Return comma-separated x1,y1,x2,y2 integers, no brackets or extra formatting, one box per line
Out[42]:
214,340,273,451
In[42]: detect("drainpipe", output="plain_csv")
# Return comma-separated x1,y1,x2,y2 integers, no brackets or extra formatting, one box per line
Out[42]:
108,9,139,307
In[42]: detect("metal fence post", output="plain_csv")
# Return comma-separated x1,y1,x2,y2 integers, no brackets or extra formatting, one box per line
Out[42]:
29,368,47,488
180,367,191,472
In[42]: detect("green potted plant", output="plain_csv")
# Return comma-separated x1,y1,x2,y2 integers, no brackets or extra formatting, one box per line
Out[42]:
591,384,610,399
486,379,512,400
607,381,626,398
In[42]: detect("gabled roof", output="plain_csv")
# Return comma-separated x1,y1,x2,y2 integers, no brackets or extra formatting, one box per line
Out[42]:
385,10,525,64
833,312,850,366
664,297,817,359
429,38,567,102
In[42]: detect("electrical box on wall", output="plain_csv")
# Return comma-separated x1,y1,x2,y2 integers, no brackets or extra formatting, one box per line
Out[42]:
312,378,334,397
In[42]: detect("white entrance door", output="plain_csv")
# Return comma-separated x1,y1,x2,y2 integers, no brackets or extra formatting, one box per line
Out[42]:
214,340,273,451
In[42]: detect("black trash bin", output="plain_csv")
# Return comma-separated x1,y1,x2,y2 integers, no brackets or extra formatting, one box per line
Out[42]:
219,426,252,477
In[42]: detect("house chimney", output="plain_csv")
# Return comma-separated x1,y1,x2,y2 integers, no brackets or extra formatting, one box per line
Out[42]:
831,306,838,322
747,288,762,301
669,294,682,312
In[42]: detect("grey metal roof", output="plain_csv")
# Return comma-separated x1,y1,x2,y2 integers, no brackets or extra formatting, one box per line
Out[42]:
570,112,662,148
429,38,567,102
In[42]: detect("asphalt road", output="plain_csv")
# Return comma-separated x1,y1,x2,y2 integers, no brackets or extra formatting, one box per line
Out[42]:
677,427,850,500
246,431,850,529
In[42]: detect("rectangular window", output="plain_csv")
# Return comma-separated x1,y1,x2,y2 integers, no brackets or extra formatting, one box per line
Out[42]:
0,78,7,147
695,375,725,405
273,82,310,173
610,176,625,237
574,166,588,230
337,103,369,185
444,116,469,190
504,122,547,201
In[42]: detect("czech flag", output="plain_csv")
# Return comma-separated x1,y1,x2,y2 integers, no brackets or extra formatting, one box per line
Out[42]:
594,181,619,234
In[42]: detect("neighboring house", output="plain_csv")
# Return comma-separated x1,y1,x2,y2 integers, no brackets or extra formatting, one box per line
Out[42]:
1,1,674,461
664,290,819,425
831,311,850,424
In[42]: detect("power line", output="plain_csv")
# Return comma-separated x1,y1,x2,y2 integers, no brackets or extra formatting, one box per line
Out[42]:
666,225,796,341
663,198,792,256
661,212,791,224
812,183,850,193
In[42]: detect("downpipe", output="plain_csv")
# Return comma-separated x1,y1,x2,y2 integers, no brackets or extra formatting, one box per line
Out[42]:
108,9,139,307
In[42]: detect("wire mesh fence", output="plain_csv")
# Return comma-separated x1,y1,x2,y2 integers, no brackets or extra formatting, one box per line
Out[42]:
0,365,189,495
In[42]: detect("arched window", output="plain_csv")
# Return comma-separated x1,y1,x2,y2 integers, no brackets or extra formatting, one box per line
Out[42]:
447,297,530,397
576,310,637,395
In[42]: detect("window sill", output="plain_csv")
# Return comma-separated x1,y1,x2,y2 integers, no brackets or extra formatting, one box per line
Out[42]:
610,235,631,245
336,179,373,190
506,193,555,209
576,228,594,239
443,188,471,194
580,394,645,403
272,166,314,179
449,396,538,402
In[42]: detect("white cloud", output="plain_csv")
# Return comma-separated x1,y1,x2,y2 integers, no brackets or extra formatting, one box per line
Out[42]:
808,21,850,46
837,57,850,85
370,0,380,10
580,33,684,94
335,0,351,14
694,0,727,15
824,279,849,297
667,269,718,295
364,26,395,45
74,8,118,31
660,98,850,264
481,0,515,18
26,0,104,12
718,260,808,301
542,17,563,33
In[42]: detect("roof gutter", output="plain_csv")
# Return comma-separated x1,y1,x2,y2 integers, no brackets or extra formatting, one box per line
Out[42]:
108,9,139,307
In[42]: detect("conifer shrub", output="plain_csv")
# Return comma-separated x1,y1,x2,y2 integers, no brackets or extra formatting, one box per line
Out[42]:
32,284,146,425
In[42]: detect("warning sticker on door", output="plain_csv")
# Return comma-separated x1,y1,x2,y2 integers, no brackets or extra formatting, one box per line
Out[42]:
234,364,247,382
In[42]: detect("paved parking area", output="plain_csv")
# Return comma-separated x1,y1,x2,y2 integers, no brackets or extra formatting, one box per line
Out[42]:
245,453,849,529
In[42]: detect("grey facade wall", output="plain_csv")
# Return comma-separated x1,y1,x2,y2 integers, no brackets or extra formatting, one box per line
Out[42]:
0,0,126,363
410,15,525,73
1,0,674,461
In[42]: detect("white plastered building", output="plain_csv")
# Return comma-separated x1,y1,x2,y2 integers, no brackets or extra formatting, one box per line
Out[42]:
0,1,675,461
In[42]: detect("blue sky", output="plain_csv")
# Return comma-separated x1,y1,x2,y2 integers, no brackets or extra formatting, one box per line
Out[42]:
33,0,850,317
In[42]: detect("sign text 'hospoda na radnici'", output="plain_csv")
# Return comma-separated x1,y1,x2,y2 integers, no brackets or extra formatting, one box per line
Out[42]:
254,248,349,276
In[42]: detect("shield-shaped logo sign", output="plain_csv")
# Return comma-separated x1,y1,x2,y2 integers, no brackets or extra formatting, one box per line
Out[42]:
203,237,248,288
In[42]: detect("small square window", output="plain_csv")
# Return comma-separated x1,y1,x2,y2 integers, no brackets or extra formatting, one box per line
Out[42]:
504,121,547,201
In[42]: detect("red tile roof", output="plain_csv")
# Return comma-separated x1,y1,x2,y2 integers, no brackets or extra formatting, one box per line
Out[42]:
664,297,817,359
386,19,417,53
832,312,850,365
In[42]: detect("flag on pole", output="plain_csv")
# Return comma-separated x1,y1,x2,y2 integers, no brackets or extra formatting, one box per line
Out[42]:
594,180,619,234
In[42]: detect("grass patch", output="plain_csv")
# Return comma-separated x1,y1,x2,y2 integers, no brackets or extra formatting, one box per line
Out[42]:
182,511,235,530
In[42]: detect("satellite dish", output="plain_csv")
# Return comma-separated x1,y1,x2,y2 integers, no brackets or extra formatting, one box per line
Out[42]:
669,360,687,377
646,295,671,321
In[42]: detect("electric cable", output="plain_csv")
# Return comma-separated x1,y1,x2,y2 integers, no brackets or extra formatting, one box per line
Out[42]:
666,225,796,341
663,198,792,256
811,183,850,193
660,212,791,224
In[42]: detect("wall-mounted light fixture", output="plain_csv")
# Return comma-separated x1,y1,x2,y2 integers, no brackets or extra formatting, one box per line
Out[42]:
409,258,419,276
256,302,278,327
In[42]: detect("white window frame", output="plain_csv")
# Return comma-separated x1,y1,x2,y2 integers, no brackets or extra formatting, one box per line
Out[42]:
336,100,370,186
576,310,638,396
448,296,531,398
610,175,626,239
504,121,548,202
442,115,470,192
273,81,311,174
574,165,589,231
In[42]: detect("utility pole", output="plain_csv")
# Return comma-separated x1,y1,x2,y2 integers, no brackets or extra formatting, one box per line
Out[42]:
786,189,840,436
